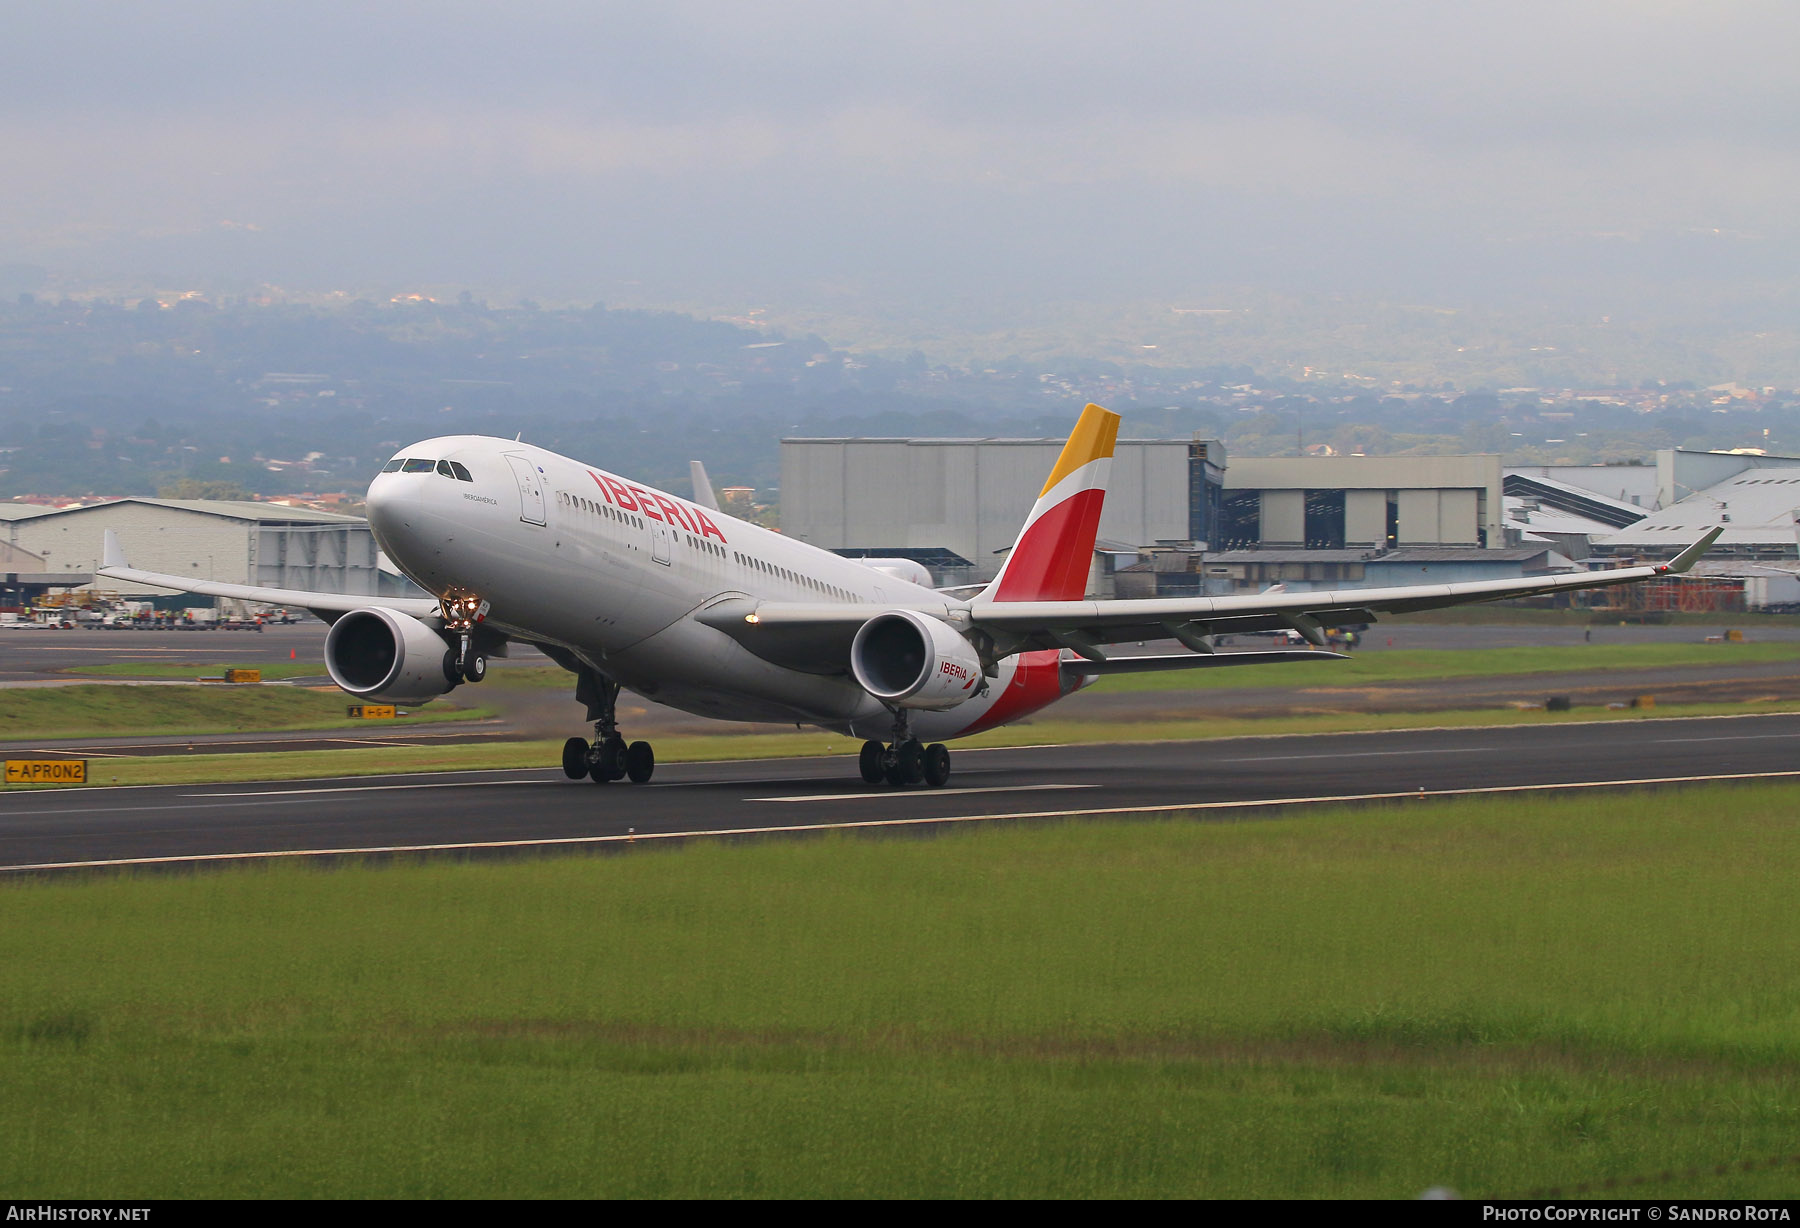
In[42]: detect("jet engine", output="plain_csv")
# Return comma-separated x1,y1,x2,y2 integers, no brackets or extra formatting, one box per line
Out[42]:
850,609,985,710
324,607,459,705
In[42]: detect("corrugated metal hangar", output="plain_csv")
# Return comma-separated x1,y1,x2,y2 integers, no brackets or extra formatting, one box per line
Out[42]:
11,499,425,601
780,435,1505,583
780,437,1211,580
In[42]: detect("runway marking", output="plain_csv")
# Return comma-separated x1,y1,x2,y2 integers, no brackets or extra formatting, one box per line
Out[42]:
1212,746,1484,764
6,768,1800,873
11,748,139,760
748,784,1095,803
184,780,562,798
1652,733,1797,744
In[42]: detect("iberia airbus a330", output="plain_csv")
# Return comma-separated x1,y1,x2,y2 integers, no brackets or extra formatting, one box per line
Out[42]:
99,405,1719,788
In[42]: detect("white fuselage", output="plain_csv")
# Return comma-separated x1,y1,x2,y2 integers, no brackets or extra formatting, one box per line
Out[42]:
365,436,1074,740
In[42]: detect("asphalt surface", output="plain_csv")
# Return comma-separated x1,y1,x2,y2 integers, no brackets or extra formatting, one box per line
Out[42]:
3,711,1797,873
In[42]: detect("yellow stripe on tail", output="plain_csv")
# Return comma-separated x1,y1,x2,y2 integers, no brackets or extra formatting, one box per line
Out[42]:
1038,404,1120,497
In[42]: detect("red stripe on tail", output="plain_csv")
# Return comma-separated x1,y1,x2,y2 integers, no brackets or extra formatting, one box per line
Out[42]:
991,488,1105,602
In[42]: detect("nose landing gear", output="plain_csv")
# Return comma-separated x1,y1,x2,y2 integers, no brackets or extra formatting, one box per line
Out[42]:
439,593,491,684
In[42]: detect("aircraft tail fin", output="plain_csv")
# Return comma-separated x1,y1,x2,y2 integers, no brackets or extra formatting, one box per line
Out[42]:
980,403,1120,602
689,460,719,511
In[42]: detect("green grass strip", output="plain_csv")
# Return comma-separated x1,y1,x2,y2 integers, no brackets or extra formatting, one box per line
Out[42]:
1087,640,1800,691
0,684,492,739
66,662,328,681
3,783,1800,1197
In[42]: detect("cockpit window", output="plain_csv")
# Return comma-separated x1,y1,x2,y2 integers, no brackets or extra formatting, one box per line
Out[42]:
436,460,456,478
449,461,473,482
401,458,435,473
381,459,405,473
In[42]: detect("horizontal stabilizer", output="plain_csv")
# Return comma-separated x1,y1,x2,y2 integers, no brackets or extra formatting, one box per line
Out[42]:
1060,649,1346,676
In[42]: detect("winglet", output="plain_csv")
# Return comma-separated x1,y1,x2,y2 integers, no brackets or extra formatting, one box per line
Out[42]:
1659,526,1723,575
101,528,126,571
689,460,720,511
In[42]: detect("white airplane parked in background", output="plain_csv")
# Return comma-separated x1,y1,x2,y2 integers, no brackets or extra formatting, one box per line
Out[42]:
100,405,1719,788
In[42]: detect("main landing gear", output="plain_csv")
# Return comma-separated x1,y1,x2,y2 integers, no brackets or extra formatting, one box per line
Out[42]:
859,711,952,788
561,668,655,785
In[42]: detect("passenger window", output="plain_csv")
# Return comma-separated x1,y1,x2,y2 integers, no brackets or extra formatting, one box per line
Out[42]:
402,458,435,473
381,459,405,473
450,461,473,482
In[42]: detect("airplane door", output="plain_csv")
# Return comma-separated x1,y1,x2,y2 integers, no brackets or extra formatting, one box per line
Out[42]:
503,454,547,526
650,519,672,565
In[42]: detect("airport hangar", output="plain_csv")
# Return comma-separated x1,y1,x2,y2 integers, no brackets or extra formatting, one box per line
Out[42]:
780,435,1521,596
8,498,426,605
779,435,1800,609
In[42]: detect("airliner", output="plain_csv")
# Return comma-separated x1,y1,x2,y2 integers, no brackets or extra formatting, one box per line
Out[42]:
98,404,1719,788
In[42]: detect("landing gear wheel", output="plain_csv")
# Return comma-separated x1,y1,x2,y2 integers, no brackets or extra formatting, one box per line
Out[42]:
859,740,885,785
461,654,487,683
886,739,924,787
625,741,655,784
561,736,589,779
923,743,951,788
589,736,627,783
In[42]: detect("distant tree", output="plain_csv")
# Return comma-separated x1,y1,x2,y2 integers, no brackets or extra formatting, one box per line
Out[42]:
157,479,246,501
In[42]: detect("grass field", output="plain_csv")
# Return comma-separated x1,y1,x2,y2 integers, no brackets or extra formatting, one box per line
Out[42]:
0,684,491,738
1089,641,1800,692
71,659,568,688
2,783,1797,1197
67,662,328,681
1393,606,1800,628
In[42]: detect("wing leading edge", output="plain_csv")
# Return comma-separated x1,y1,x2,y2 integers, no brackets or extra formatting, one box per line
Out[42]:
702,528,1722,671
96,529,440,622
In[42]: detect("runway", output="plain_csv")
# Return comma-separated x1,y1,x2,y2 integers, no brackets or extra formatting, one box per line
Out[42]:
2,710,1797,873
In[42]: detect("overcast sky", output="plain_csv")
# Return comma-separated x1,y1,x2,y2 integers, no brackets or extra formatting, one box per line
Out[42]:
4,1,1798,319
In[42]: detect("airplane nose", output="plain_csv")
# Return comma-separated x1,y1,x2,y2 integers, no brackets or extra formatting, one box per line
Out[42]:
364,474,417,556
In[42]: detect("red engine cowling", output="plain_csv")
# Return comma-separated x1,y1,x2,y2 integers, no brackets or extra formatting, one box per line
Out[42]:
850,610,984,710
324,607,459,705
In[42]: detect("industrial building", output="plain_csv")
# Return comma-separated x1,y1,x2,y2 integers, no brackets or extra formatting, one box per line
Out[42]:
10,499,425,603
1219,455,1505,550
781,434,1516,590
780,437,1220,584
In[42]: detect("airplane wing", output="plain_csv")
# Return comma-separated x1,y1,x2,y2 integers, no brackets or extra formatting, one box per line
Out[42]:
95,530,441,622
698,528,1721,671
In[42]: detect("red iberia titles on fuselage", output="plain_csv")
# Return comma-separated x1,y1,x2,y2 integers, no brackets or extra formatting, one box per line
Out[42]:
588,470,729,542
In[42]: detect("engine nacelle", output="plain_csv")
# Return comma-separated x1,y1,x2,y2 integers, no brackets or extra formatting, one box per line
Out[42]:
324,607,459,705
850,609,984,710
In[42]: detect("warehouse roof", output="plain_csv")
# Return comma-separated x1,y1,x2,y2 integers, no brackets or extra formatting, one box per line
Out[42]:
24,498,363,525
1603,466,1800,551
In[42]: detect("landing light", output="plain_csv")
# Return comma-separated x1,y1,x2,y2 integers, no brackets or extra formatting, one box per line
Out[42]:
745,613,760,624
439,593,488,632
